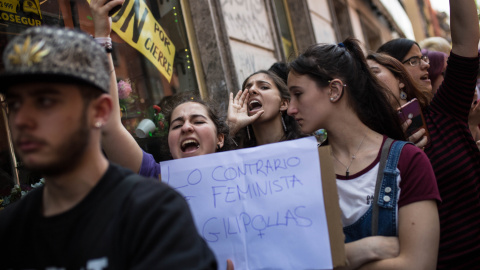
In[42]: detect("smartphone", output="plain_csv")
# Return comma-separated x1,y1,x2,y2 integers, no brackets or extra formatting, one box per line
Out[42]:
397,98,430,144
107,0,123,16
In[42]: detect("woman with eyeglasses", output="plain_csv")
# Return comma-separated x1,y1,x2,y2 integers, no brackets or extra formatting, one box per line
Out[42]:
366,52,431,110
377,0,480,268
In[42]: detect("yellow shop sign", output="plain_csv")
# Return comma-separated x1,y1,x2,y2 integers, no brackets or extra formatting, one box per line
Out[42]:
0,0,42,26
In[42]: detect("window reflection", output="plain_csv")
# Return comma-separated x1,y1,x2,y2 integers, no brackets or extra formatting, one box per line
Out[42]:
0,0,200,203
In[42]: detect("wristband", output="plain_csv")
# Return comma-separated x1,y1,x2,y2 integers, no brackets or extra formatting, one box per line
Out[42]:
94,37,113,53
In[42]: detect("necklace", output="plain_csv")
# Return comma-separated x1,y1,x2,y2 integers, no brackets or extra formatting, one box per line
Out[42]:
331,134,367,177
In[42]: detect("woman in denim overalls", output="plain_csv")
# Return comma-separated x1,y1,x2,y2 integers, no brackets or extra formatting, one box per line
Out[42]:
287,38,441,269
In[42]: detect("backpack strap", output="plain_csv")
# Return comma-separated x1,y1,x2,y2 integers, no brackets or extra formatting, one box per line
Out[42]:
371,138,393,235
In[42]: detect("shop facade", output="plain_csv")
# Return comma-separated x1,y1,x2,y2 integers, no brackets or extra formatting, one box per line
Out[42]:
0,0,408,207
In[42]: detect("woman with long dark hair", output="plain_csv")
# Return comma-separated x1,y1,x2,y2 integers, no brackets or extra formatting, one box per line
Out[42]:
227,70,301,148
366,52,431,147
287,38,440,269
92,1,231,179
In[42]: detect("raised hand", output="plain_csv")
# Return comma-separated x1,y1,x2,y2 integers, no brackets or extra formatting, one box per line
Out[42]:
90,0,124,37
227,90,264,136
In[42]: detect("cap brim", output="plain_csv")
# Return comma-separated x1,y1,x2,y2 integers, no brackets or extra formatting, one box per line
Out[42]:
0,72,108,94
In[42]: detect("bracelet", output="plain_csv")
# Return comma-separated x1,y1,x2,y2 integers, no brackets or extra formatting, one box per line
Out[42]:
94,37,113,53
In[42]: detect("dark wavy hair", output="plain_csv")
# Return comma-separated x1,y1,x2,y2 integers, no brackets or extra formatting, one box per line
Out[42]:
237,70,302,148
268,62,288,85
158,91,232,160
377,38,420,62
367,52,432,109
289,37,405,141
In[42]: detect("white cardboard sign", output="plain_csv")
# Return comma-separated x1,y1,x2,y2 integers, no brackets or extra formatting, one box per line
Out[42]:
161,137,333,270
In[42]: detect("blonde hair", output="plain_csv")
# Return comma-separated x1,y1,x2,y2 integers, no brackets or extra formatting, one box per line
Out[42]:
418,37,451,55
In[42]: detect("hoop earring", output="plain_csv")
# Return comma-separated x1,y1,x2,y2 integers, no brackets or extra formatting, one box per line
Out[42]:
247,125,251,141
400,90,407,100
281,114,287,132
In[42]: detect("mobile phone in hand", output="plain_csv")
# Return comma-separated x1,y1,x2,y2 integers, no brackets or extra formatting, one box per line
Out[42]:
397,98,430,144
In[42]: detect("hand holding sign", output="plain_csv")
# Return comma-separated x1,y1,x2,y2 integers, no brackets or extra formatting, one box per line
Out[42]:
161,137,339,270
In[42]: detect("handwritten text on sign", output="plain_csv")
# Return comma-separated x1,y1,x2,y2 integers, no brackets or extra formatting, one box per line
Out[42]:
161,137,333,270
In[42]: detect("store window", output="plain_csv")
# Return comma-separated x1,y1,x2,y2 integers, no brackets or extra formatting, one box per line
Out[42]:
332,0,353,41
0,0,199,208
360,15,382,51
272,0,297,61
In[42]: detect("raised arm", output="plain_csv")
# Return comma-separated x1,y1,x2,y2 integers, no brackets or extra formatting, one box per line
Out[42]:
90,0,144,173
450,0,479,57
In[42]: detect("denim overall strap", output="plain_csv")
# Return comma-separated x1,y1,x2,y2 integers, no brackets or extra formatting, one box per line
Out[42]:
343,139,409,243
372,140,409,237
371,138,394,235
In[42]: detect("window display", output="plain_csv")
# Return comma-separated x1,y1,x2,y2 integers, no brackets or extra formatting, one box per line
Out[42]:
0,0,199,207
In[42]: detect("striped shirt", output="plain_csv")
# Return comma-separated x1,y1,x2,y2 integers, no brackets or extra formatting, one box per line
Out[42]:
424,52,480,269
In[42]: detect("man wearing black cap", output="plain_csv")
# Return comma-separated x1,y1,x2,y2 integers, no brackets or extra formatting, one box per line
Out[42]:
0,26,217,269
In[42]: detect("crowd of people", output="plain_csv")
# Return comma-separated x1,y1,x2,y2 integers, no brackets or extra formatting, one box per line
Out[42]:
0,0,479,269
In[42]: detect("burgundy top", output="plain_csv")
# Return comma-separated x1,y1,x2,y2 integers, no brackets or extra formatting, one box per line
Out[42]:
424,52,480,268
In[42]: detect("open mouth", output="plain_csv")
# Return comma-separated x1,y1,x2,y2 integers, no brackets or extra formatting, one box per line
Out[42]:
420,74,429,81
181,139,200,153
248,100,263,113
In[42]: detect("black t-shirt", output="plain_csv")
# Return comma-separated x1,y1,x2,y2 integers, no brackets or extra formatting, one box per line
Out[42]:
0,163,217,269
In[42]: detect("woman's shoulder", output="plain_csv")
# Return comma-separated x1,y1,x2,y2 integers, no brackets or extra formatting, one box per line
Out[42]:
397,142,430,166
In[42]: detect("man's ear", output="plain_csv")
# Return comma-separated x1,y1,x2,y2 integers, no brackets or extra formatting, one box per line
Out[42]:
90,94,113,128
280,99,289,112
217,133,225,149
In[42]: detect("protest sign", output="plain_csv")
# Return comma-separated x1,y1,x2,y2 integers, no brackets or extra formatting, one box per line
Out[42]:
87,0,176,82
161,137,345,270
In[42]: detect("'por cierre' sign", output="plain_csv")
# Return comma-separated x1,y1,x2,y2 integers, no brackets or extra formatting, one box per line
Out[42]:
161,137,333,270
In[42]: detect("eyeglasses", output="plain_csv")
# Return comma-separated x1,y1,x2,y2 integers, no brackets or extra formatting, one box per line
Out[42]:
402,55,429,66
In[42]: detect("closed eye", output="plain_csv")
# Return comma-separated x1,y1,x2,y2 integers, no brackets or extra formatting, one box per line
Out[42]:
170,121,184,130
370,67,380,74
